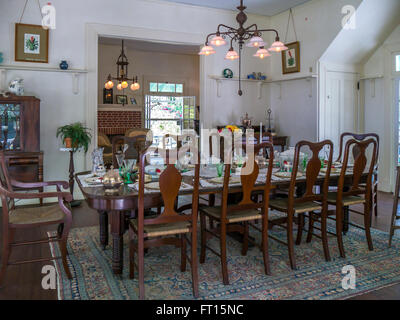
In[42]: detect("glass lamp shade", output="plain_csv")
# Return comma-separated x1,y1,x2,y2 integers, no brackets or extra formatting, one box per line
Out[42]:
210,35,227,47
268,41,288,52
130,82,140,91
253,48,271,59
225,49,239,61
198,45,216,56
246,36,266,48
105,80,114,89
117,83,123,91
121,81,128,89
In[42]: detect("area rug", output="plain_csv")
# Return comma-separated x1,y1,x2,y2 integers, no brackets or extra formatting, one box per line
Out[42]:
49,216,400,300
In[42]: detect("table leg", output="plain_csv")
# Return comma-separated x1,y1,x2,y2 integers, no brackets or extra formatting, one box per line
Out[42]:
69,150,81,207
99,211,109,250
111,210,125,274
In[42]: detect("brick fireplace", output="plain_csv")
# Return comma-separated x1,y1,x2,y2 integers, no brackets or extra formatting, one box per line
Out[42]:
98,110,142,135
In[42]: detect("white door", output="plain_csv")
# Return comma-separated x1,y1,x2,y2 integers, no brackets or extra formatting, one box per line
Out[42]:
323,71,359,158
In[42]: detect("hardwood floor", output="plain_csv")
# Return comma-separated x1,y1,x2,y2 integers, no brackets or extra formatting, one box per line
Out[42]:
0,192,398,300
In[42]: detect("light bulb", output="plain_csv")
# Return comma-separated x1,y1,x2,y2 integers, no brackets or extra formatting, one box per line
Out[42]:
131,82,140,91
225,49,239,61
246,36,266,48
210,35,227,47
121,81,128,89
117,83,123,90
198,45,216,56
105,80,113,89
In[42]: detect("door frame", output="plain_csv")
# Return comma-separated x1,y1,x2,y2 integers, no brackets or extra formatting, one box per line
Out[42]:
85,23,205,168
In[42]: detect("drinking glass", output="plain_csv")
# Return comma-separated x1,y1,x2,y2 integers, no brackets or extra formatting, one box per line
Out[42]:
216,162,224,177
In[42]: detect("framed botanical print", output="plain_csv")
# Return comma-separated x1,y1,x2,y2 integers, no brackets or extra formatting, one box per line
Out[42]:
281,41,300,74
15,23,49,63
116,95,128,105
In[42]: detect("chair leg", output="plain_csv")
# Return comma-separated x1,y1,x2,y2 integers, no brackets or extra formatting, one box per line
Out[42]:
138,234,145,300
180,234,187,272
296,213,305,245
262,216,271,275
59,222,72,280
287,214,297,270
241,222,249,256
321,208,331,262
191,230,199,298
336,207,346,258
364,203,374,251
220,223,229,285
374,184,378,217
129,228,135,279
343,206,349,234
0,228,10,287
200,213,206,264
306,213,314,243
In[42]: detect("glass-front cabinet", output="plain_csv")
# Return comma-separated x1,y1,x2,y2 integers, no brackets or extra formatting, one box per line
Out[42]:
0,103,21,151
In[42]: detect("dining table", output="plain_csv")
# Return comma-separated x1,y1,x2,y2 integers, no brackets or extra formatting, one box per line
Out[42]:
75,165,366,275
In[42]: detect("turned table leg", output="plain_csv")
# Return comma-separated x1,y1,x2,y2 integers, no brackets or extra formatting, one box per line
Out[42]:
99,211,109,250
111,210,125,274
68,150,81,207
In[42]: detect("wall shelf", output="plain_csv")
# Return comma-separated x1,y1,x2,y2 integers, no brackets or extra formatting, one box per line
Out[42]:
0,64,88,95
208,74,318,99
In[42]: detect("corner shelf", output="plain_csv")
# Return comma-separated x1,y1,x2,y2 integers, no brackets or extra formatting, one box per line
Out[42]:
0,64,88,95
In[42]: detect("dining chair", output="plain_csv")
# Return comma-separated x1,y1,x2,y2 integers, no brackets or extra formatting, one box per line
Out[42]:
269,140,333,269
129,148,200,299
199,142,274,285
336,132,379,219
323,138,378,258
389,166,400,247
97,131,113,165
112,135,149,168
0,151,73,286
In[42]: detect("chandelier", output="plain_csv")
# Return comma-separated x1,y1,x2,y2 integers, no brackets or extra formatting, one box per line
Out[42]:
199,0,288,96
104,40,140,91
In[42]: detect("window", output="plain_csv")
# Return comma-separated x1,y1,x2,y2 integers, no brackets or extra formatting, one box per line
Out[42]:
396,55,400,72
145,95,196,148
149,82,184,94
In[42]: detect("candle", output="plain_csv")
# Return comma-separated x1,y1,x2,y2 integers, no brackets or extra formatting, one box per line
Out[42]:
260,122,263,144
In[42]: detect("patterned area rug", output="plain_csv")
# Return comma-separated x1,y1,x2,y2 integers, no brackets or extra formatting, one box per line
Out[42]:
49,216,400,300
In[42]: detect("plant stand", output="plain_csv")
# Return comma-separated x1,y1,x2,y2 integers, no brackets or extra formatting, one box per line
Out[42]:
60,148,82,207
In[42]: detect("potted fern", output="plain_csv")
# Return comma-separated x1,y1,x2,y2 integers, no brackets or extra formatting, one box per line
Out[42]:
56,122,92,152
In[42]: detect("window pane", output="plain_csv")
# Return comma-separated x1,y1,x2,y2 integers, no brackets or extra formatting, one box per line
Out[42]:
149,96,183,119
158,83,176,93
150,82,158,92
176,84,183,93
396,55,400,72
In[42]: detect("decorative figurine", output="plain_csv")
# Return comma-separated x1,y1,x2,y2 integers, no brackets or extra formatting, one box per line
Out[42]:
8,78,24,96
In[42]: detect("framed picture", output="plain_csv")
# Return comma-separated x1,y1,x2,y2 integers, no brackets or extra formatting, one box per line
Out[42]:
116,95,128,105
281,41,300,74
103,88,113,104
130,97,137,105
15,23,49,63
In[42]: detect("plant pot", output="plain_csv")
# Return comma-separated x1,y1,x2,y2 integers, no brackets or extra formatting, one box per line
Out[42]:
64,137,72,148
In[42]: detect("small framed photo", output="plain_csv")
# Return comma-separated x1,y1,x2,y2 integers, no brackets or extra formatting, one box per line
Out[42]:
130,97,137,105
116,95,128,105
281,41,300,74
15,23,49,63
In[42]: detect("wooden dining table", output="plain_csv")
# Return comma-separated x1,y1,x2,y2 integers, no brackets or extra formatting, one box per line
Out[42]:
75,168,364,275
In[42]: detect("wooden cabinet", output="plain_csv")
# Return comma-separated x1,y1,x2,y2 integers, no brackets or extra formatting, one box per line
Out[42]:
0,95,43,197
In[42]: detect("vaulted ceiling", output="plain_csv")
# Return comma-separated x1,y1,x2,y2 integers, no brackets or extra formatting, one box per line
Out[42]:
160,0,311,16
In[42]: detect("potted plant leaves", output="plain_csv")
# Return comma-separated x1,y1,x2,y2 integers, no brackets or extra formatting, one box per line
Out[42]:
56,122,92,152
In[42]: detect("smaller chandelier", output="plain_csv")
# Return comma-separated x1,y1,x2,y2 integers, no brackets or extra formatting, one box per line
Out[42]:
104,39,140,91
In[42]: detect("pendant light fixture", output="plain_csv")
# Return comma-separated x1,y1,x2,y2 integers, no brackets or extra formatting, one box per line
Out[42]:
104,39,140,92
199,0,288,95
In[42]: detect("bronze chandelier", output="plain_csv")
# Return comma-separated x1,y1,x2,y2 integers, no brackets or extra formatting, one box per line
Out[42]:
199,0,288,96
104,40,140,92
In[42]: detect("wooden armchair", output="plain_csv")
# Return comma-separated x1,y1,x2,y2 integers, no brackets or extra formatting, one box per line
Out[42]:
98,132,113,165
0,151,73,286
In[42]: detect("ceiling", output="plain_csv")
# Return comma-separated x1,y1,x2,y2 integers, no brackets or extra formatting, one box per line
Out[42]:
160,0,310,16
99,37,200,55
